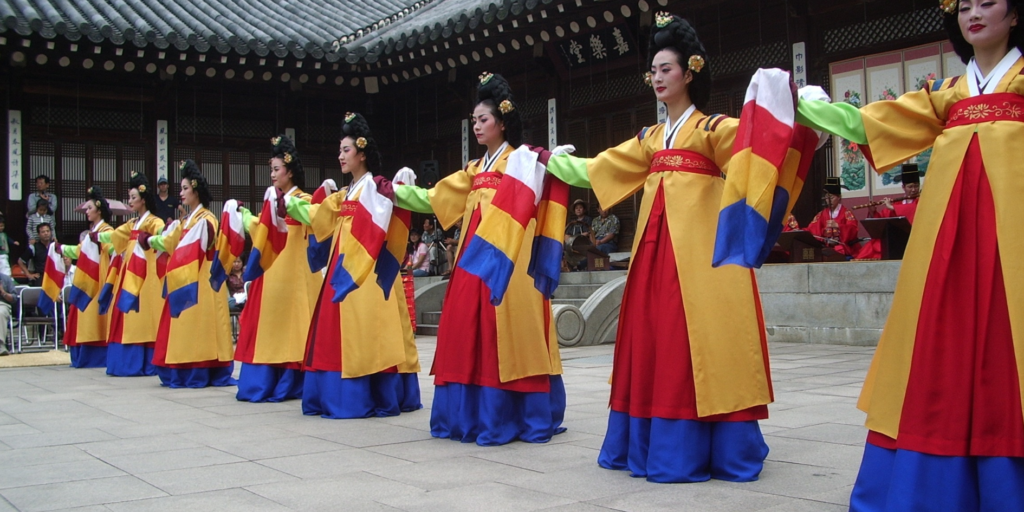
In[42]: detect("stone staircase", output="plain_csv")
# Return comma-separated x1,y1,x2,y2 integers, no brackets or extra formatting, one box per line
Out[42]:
414,271,626,336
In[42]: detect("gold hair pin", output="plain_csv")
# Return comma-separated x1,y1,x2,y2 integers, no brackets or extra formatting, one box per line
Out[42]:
478,72,494,85
94,200,102,207
131,170,139,177
271,136,282,146
499,99,514,114
643,72,653,87
190,179,198,189
283,153,293,164
345,112,357,123
939,0,957,14
688,55,705,73
655,12,673,28
138,184,147,193
179,160,187,171
356,137,368,149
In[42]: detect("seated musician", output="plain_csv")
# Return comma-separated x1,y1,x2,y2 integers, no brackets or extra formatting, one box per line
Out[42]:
806,177,859,257
854,165,921,260
782,214,800,232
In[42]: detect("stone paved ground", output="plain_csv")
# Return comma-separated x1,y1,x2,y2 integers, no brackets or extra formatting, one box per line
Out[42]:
0,338,874,511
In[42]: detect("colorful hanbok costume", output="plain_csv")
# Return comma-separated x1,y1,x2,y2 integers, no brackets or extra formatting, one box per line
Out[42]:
148,206,235,388
285,173,421,419
395,142,566,446
99,212,165,376
797,48,1024,511
546,106,774,482
234,187,322,402
62,221,114,368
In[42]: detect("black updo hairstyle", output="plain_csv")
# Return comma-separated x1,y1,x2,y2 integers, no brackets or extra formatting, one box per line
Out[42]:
86,186,112,223
943,0,1024,64
648,13,711,111
476,72,523,147
341,112,383,176
128,171,157,213
270,134,306,189
178,159,213,207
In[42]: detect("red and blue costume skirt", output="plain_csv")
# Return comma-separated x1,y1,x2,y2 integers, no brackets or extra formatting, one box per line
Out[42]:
233,276,304,403
850,109,1024,511
153,307,234,389
64,309,107,369
430,176,566,446
599,170,769,483
301,202,421,419
104,231,156,377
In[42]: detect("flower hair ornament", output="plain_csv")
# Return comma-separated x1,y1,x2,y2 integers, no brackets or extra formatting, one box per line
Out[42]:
94,200,102,207
939,0,957,14
688,55,706,73
344,112,356,123
499,99,515,114
271,136,282,146
356,137,368,149
479,71,494,85
283,153,293,164
179,160,188,171
138,184,147,193
190,179,198,189
131,170,139,178
655,12,673,28
644,71,653,87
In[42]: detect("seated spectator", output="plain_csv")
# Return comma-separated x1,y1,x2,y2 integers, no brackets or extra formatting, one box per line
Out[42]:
421,217,445,275
26,199,55,243
26,175,57,218
18,222,53,286
592,207,620,255
0,215,18,276
442,218,463,276
405,229,431,277
227,258,246,311
782,214,801,232
806,177,860,257
0,272,15,356
564,199,592,271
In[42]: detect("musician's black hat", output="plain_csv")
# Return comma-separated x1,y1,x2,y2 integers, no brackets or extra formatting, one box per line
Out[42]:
901,164,920,185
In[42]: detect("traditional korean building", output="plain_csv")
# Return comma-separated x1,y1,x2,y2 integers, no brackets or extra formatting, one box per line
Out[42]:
2,0,948,248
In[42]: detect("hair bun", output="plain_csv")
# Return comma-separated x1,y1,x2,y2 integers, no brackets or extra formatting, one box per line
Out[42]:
477,72,512,105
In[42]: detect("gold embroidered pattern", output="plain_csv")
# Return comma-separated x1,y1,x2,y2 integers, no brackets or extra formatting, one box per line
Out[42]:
651,154,717,174
472,174,502,190
948,101,1024,123
340,201,358,216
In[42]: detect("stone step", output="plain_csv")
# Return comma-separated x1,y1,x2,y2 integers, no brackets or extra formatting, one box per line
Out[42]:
551,283,604,299
551,298,586,308
557,270,627,286
417,324,439,336
421,311,442,325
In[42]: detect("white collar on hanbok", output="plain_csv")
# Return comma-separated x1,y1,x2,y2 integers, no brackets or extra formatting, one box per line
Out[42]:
663,103,697,150
132,211,151,230
966,47,1022,97
481,141,510,174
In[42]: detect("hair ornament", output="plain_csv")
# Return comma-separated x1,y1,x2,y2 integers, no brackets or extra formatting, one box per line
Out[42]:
356,137,368,149
939,0,957,14
94,200,102,208
179,160,187,171
644,71,653,87
344,112,356,123
478,71,494,85
688,55,706,73
283,152,293,164
498,99,515,114
271,136,282,146
138,184,147,193
131,170,139,177
655,12,673,28
190,179,198,189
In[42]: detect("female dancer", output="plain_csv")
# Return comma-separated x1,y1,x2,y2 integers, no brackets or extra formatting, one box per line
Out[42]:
234,135,322,402
393,73,566,446
95,171,164,376
61,186,113,368
144,160,234,388
284,113,420,418
545,13,773,482
796,1,1024,509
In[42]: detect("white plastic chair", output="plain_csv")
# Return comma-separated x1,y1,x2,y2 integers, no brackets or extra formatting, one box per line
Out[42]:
17,287,61,352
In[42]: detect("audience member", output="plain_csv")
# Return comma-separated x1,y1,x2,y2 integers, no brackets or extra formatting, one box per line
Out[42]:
592,207,620,255
405,229,431,277
227,258,246,311
18,222,53,286
26,199,55,242
26,175,57,217
154,176,180,224
565,199,592,237
0,215,17,276
806,177,859,257
442,218,463,276
0,272,15,356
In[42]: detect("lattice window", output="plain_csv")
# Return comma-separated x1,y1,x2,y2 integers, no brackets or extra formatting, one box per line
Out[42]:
712,41,789,78
60,143,87,235
570,74,647,108
177,116,274,138
28,141,55,181
92,145,117,183
228,151,251,205
304,154,323,191
31,107,143,132
123,145,146,178
824,8,944,55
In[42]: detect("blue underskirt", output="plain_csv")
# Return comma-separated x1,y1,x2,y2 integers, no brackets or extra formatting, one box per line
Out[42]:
302,370,422,419
105,343,156,377
156,364,236,388
597,410,769,483
235,363,304,402
69,345,107,368
850,442,1024,512
430,375,567,446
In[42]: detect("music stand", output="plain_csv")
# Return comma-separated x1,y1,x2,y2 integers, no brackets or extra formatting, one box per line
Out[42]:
775,230,826,263
862,217,912,260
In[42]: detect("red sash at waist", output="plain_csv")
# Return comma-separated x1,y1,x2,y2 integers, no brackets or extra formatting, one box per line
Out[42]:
650,149,721,177
285,217,302,226
946,93,1024,128
339,201,358,218
472,172,502,191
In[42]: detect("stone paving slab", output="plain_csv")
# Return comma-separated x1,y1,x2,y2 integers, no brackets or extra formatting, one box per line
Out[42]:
0,339,872,511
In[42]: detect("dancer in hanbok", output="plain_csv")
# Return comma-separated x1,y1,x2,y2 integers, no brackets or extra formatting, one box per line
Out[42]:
95,172,164,376
284,113,421,418
61,186,113,368
796,1,1024,509
545,13,774,482
393,73,566,446
143,160,234,388
234,135,322,402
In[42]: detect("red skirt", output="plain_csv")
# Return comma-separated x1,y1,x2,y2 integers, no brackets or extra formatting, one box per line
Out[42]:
609,184,766,421
432,204,550,393
890,135,1024,457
